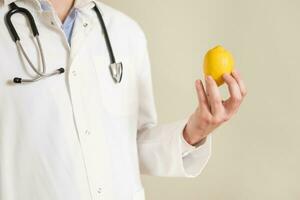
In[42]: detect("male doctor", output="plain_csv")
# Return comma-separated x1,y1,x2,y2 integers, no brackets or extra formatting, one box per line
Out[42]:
0,0,247,200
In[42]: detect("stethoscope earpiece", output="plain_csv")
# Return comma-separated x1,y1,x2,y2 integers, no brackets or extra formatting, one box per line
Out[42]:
57,68,65,74
12,67,65,84
13,77,22,84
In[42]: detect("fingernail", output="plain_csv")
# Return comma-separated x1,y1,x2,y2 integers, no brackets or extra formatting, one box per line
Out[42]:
205,76,210,81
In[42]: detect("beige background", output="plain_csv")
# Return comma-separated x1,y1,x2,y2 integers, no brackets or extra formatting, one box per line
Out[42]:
101,0,300,199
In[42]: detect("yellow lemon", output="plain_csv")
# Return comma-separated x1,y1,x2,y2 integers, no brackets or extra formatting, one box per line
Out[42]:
203,45,234,86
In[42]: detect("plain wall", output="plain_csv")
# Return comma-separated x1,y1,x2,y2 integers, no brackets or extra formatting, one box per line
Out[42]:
100,0,300,199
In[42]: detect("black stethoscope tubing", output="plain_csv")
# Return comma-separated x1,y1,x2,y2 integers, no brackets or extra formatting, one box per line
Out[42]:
5,2,123,84
6,3,39,42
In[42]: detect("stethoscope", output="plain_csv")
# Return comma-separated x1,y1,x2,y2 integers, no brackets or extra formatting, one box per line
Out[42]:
5,2,123,84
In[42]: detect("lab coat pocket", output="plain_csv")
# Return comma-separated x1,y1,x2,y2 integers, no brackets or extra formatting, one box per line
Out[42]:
93,56,138,117
133,187,145,200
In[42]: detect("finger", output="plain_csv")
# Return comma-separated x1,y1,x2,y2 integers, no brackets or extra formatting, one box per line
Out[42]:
205,76,224,115
222,73,242,114
195,80,208,105
232,69,247,97
195,79,210,111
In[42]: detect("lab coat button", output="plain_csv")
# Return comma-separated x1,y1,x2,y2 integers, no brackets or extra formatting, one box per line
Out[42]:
97,187,102,194
83,23,88,27
85,130,91,135
71,70,77,76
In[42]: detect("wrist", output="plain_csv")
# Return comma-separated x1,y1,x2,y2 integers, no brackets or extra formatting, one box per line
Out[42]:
183,123,207,146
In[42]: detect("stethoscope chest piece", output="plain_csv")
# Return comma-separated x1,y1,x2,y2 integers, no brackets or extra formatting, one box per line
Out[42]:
109,62,123,83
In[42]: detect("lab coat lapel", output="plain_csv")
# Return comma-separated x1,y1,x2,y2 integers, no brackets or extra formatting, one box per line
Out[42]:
69,12,94,66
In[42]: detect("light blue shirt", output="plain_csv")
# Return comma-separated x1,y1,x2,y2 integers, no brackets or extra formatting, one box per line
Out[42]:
40,1,77,45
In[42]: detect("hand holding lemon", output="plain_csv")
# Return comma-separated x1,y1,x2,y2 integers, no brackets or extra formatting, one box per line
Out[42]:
183,45,247,146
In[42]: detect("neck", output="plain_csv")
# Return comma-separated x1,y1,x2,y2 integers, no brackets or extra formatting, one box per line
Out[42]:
48,0,75,22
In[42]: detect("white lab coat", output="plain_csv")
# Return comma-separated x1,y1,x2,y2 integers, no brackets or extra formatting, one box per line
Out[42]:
0,0,211,200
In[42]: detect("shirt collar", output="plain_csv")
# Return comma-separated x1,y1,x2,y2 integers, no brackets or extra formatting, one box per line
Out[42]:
74,0,95,8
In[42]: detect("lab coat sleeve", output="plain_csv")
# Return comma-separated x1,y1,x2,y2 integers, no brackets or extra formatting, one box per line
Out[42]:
136,34,212,178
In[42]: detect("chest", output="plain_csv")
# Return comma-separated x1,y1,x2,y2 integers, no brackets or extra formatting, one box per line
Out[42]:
0,5,139,121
